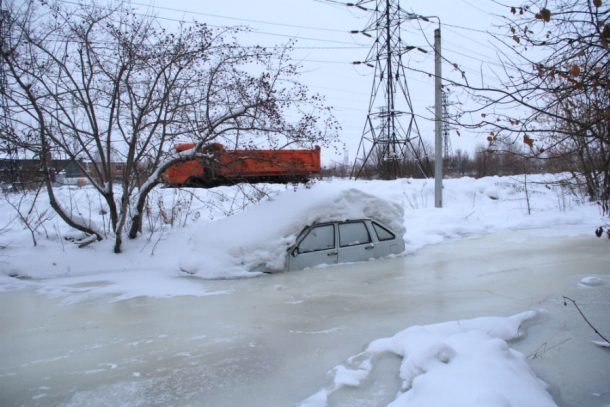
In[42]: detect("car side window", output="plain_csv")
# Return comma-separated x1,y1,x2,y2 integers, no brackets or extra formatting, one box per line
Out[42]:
339,222,371,247
372,222,395,241
298,224,335,253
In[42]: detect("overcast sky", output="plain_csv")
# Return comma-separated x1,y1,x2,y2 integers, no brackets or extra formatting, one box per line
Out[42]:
132,0,511,165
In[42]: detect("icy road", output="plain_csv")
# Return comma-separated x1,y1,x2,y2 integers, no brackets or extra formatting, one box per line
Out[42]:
0,230,609,407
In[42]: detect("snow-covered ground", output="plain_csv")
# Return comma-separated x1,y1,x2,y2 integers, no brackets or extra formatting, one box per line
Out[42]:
1,174,608,406
0,174,601,293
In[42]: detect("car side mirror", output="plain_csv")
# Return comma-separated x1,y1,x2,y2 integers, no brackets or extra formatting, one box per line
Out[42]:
291,247,299,257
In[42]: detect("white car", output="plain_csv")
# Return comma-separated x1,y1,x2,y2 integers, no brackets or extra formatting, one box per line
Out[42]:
285,219,405,271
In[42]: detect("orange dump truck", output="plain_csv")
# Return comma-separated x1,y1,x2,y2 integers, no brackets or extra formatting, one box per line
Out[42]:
161,143,321,187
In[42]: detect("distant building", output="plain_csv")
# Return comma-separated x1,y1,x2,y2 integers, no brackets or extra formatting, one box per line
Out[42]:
0,158,82,185
82,161,128,182
1,155,133,187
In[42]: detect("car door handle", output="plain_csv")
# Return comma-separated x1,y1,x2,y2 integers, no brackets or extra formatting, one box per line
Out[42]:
327,251,338,256
365,244,375,250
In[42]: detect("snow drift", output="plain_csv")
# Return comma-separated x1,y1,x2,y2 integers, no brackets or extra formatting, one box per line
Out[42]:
301,311,557,407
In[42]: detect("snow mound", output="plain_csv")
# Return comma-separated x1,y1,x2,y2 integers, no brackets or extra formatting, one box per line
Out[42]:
578,276,604,287
301,311,556,407
179,184,405,277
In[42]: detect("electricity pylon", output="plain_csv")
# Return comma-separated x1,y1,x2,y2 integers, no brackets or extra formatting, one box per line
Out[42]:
350,0,430,180
442,90,453,159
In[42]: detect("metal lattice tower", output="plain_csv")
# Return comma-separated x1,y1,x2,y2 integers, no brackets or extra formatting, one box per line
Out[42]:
0,4,12,158
0,4,8,115
442,90,452,159
350,0,430,180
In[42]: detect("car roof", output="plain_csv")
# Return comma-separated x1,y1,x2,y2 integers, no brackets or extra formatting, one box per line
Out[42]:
310,218,370,225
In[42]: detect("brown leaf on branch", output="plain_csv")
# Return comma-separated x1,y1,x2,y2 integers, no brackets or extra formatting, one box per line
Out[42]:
535,8,551,22
569,65,581,77
593,0,602,8
602,24,610,44
523,134,534,148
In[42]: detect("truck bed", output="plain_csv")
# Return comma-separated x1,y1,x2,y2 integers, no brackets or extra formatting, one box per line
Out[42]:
162,144,321,187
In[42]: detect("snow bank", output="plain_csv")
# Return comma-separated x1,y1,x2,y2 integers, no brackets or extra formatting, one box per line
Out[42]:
0,174,604,299
301,311,557,407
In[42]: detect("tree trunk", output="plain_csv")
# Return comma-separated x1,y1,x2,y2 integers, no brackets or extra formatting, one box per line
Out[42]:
42,155,103,241
114,233,122,254
128,179,160,239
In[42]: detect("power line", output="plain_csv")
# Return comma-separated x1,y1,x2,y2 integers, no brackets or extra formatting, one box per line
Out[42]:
55,0,367,46
291,45,367,49
21,2,512,90
443,45,505,69
24,31,367,51
54,0,508,71
458,0,498,17
127,0,349,33
409,21,517,78
312,0,352,6
441,21,494,35
293,58,349,64
442,30,498,56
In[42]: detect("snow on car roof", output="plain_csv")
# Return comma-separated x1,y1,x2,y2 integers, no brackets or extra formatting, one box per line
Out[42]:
179,184,405,276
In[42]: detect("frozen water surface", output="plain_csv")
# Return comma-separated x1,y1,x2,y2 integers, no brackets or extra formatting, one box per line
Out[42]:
0,230,609,406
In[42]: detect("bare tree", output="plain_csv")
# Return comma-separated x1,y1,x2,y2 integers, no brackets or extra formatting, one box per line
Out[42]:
0,1,338,253
3,184,53,246
441,0,608,214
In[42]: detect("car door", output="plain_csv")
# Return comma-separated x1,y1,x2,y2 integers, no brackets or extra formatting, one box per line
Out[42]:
288,223,338,270
370,220,402,257
337,220,375,263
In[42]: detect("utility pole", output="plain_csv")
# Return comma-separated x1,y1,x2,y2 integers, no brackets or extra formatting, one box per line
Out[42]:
434,27,443,208
407,13,443,205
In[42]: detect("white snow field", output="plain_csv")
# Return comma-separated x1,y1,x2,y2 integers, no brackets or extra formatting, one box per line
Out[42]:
1,174,609,406
0,174,601,290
